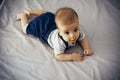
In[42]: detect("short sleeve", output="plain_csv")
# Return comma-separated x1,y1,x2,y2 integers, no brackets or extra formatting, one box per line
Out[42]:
47,30,66,55
53,38,66,55
79,29,85,41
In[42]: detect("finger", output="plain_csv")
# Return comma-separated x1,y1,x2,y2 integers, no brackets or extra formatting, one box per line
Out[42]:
79,56,84,59
84,50,87,56
88,51,93,56
80,54,84,57
78,57,84,61
76,59,84,62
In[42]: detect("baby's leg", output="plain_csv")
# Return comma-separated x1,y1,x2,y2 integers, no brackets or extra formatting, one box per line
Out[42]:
16,12,28,32
23,9,45,16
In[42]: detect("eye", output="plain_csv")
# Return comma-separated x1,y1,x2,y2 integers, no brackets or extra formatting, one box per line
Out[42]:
74,28,78,32
65,31,69,35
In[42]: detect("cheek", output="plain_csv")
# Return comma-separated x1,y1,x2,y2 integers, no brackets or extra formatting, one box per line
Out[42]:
74,32,80,38
76,31,80,36
62,35,70,41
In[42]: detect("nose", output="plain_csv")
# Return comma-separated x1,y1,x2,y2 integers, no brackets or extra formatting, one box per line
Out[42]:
70,34,75,40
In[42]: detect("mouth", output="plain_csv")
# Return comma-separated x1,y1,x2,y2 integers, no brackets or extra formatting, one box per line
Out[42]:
71,39,76,42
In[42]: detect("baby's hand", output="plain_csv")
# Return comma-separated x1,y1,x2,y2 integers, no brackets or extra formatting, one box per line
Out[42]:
83,49,93,56
72,52,84,61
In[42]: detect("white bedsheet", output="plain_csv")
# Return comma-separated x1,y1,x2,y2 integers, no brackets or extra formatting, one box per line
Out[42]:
0,0,120,80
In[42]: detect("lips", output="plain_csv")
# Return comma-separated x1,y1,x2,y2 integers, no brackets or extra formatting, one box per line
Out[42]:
71,39,76,42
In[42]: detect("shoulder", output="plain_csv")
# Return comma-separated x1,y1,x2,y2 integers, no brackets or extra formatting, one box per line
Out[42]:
48,30,66,54
79,28,86,41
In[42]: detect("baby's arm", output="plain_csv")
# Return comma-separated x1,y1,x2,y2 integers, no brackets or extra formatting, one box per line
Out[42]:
24,9,45,16
54,52,84,61
80,37,93,56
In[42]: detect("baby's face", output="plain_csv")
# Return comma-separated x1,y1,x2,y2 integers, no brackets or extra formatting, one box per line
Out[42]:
57,21,80,44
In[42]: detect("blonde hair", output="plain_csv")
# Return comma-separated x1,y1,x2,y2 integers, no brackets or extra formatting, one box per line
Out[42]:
55,7,78,26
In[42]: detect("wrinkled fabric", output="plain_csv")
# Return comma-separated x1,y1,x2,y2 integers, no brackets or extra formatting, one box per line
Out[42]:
0,0,120,80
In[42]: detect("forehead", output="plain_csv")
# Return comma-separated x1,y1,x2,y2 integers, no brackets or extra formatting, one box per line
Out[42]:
58,20,79,29
58,21,79,31
56,16,79,27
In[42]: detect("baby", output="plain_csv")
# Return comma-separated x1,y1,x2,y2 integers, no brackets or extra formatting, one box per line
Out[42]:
16,7,93,61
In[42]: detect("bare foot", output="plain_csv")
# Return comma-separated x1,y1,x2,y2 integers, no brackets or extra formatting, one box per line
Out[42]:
24,10,30,16
16,12,27,21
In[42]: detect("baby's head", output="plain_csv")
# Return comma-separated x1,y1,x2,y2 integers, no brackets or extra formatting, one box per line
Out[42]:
55,7,80,44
